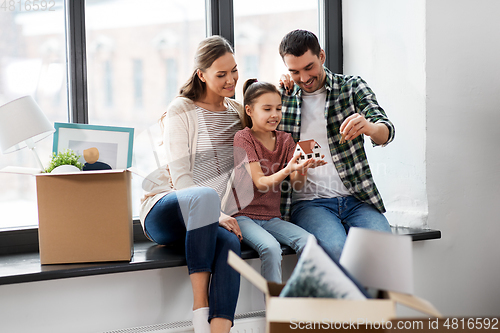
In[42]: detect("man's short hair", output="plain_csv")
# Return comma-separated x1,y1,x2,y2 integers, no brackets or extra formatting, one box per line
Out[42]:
279,29,322,59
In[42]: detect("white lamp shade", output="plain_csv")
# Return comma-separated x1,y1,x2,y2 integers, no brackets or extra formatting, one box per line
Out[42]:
0,96,54,153
339,227,414,294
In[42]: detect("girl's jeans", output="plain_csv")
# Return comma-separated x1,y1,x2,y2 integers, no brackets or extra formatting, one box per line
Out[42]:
235,215,310,283
144,187,241,324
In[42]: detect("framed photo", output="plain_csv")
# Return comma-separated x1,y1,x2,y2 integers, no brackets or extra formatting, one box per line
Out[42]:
52,123,134,169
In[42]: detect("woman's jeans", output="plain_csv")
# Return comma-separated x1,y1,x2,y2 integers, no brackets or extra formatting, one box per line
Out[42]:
144,187,241,324
291,196,391,261
235,216,310,283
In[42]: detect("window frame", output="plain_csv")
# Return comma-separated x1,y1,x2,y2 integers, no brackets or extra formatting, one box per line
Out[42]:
0,0,342,255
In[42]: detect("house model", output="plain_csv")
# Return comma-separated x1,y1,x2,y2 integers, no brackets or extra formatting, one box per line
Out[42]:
295,139,322,160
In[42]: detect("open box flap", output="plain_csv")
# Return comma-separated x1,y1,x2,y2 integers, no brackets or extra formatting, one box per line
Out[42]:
36,169,129,177
0,165,163,185
267,297,395,323
228,250,269,295
388,290,442,318
0,166,43,175
1,166,160,182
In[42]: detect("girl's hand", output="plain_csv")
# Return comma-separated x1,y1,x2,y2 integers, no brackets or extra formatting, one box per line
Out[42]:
219,215,243,241
305,156,327,169
285,154,303,174
279,74,294,95
288,154,327,175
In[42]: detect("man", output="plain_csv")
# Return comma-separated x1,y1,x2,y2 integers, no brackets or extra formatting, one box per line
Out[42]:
278,29,395,261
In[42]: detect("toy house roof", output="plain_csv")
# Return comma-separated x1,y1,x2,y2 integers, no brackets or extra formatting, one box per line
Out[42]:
295,139,321,155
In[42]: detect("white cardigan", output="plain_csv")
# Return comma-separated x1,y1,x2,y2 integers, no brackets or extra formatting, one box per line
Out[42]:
139,96,245,230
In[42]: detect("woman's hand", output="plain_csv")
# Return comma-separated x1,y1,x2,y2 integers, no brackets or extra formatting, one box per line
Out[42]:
219,213,243,242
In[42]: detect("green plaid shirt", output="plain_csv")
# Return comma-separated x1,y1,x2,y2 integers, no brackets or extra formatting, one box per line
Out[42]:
278,67,395,220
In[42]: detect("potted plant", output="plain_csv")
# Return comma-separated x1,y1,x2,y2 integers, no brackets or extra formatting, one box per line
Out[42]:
45,149,84,174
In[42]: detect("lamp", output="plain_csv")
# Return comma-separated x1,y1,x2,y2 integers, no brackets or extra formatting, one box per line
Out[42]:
0,96,54,171
339,227,413,294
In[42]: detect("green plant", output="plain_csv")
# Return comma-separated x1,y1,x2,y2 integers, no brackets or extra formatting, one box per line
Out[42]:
44,149,84,173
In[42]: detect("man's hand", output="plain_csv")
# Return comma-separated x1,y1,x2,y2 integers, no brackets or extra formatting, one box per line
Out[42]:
219,214,243,241
340,113,389,145
279,74,294,95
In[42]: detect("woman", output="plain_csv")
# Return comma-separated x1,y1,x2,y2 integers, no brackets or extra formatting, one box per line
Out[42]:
140,36,245,333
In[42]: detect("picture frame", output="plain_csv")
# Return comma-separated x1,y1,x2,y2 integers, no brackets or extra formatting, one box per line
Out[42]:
52,123,134,169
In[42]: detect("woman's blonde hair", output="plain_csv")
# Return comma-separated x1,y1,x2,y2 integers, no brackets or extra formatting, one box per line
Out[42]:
159,35,234,126
179,35,234,101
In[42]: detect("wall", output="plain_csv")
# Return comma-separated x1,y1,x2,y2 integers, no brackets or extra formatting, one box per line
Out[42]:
422,0,500,316
0,256,288,333
344,0,500,316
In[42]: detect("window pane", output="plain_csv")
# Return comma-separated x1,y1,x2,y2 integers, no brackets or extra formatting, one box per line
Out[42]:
0,1,68,229
233,0,319,101
85,0,206,218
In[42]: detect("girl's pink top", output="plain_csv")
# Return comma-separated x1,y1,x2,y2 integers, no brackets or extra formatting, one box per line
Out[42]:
231,127,295,220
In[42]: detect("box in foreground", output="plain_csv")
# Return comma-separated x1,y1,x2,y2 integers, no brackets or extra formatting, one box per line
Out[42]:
36,170,133,265
228,251,441,333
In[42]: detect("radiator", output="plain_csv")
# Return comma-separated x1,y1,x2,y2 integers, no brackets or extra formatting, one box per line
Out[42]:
103,310,266,333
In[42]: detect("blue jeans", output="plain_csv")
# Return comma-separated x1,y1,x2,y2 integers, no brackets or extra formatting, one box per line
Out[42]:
144,187,241,324
291,196,391,261
235,216,310,283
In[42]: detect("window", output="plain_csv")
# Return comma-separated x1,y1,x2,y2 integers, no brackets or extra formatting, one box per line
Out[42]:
85,0,206,218
233,0,319,100
0,0,68,229
343,1,427,228
0,0,342,238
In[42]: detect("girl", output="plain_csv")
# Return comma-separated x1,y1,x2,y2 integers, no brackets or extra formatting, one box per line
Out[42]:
231,79,326,283
140,36,244,333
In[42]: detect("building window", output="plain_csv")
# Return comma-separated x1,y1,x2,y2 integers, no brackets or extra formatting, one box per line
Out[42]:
133,59,143,109
233,0,319,100
104,60,113,107
165,58,177,105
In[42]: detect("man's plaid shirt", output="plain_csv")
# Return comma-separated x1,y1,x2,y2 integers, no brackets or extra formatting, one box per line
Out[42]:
278,67,395,220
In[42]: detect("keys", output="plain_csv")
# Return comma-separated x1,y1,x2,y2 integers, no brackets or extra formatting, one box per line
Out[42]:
339,132,347,144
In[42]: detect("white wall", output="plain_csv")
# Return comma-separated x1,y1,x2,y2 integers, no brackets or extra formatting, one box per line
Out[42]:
344,0,500,316
422,0,500,316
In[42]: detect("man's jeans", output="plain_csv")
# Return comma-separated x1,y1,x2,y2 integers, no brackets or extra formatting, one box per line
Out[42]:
291,196,391,261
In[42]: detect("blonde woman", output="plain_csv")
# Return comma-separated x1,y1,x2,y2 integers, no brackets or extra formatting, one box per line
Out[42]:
140,36,245,333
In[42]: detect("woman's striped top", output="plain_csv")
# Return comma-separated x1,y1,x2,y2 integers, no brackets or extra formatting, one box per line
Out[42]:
192,104,242,199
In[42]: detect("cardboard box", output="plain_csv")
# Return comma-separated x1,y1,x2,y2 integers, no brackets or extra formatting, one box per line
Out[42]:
36,169,133,265
228,251,441,333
